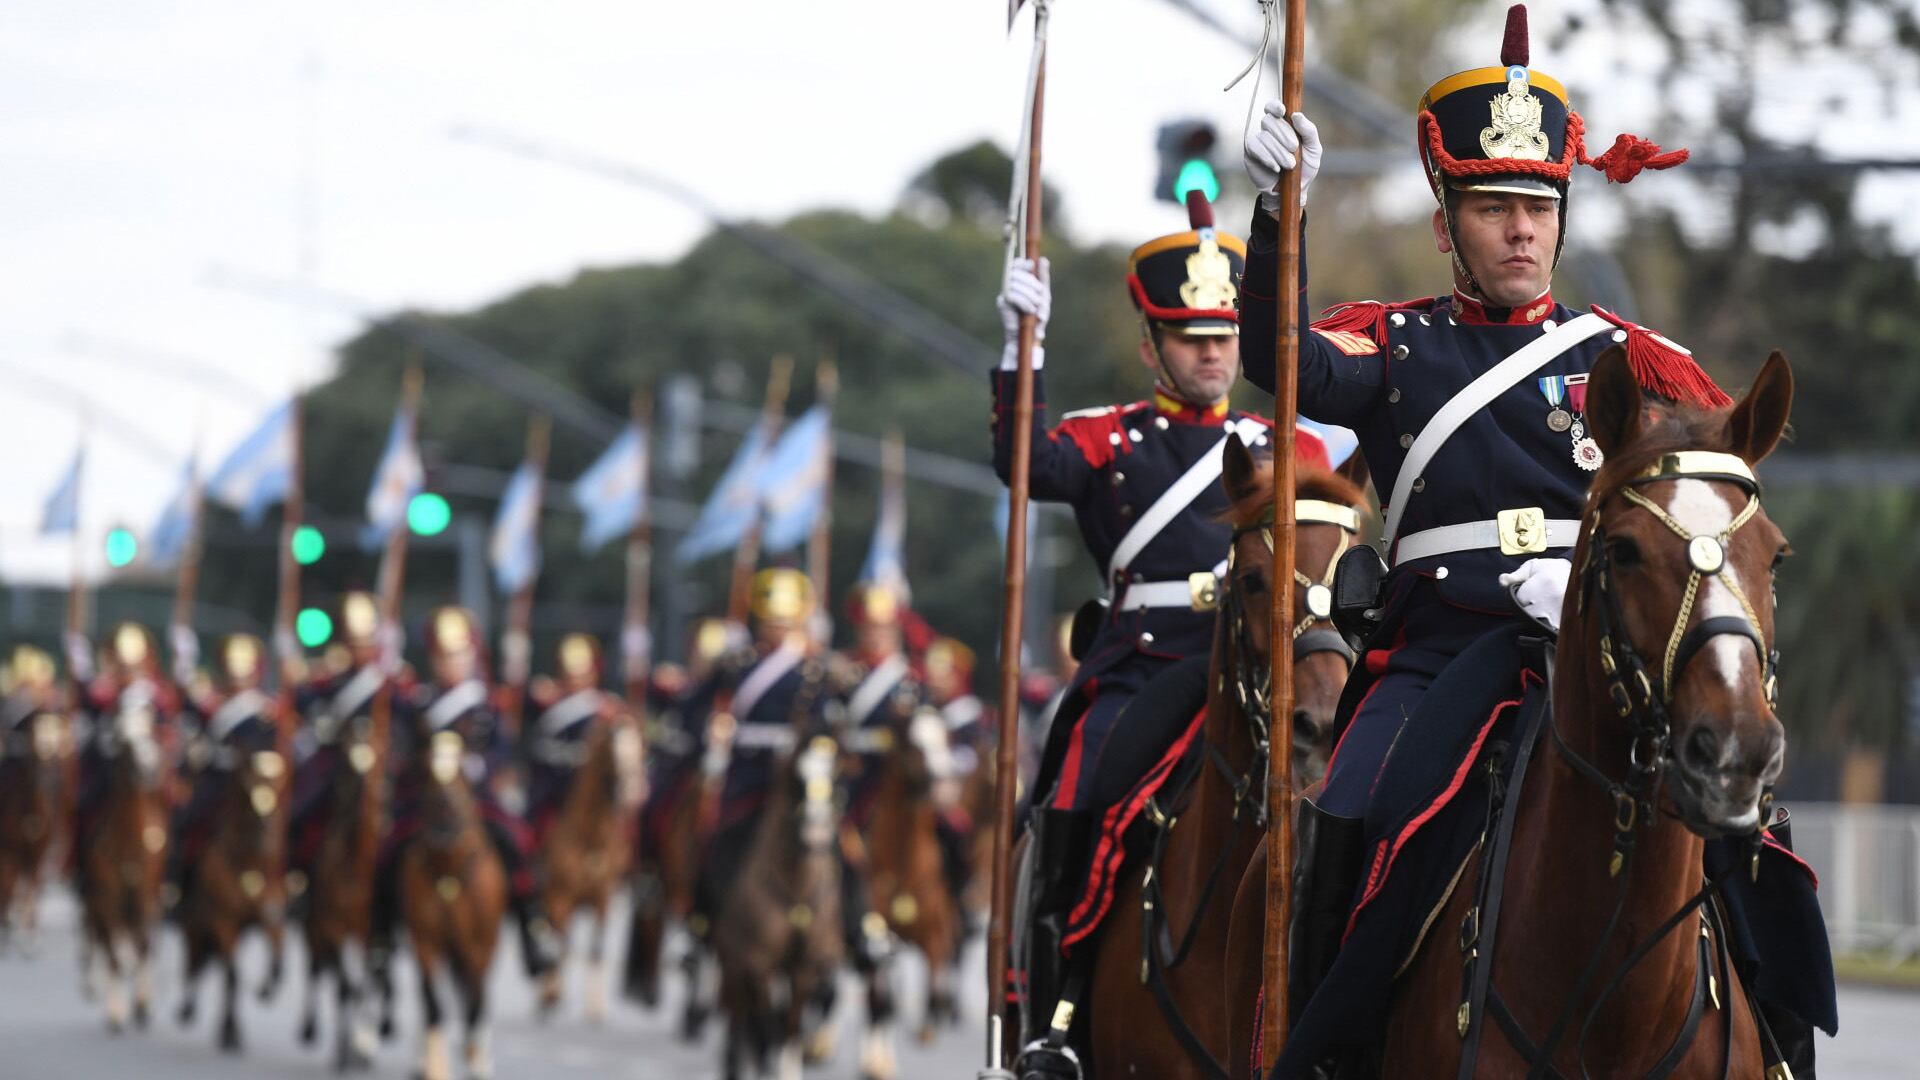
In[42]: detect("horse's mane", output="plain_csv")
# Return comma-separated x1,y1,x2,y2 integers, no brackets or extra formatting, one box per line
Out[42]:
1225,460,1366,530
1585,404,1734,508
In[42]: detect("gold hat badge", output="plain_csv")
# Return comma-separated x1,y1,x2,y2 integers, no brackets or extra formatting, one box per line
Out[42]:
1480,66,1549,162
1179,234,1238,311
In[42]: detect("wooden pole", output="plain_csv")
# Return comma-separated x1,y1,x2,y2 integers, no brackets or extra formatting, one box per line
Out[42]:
372,364,424,758
274,395,307,731
986,8,1047,1070
500,413,551,739
1261,0,1309,1069
170,441,206,690
624,390,655,716
724,355,793,625
63,445,87,714
807,358,839,610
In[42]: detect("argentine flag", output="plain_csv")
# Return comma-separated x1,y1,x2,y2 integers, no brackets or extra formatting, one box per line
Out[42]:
675,424,769,563
758,405,833,554
206,399,295,527
147,457,199,568
363,405,424,546
857,462,908,598
40,449,83,536
489,460,544,594
572,422,648,553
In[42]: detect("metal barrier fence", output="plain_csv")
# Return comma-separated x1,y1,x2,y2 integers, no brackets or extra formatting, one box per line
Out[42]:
1784,802,1920,960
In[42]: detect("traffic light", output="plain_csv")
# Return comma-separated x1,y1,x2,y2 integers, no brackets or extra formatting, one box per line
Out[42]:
1155,120,1220,204
295,607,333,648
407,492,451,537
291,525,326,565
104,527,138,568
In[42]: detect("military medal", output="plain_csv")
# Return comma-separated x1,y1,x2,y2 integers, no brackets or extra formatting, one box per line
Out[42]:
1538,375,1572,432
1562,373,1602,469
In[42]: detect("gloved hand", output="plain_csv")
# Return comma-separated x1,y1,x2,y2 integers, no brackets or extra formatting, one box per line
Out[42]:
996,257,1050,371
1499,558,1572,633
1243,102,1322,212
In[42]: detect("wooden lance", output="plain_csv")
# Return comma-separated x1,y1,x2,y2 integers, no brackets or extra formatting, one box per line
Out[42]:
807,358,839,608
272,394,307,739
985,0,1050,1073
1262,0,1309,1068
371,364,425,748
499,412,552,739
623,389,656,715
724,354,794,625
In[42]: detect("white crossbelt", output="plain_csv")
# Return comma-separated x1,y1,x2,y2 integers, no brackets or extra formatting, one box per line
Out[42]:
1393,518,1582,565
1118,558,1228,611
1381,312,1612,551
1106,420,1258,588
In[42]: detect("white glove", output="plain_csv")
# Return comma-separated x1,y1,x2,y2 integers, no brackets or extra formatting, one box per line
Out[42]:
1499,558,1572,633
996,257,1050,371
1243,103,1322,212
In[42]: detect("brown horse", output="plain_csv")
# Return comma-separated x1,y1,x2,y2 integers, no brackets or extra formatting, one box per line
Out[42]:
1076,440,1368,1079
389,731,508,1080
535,714,645,1022
1375,351,1794,1077
297,712,388,1072
625,758,709,1022
860,709,965,1046
175,742,293,1051
713,734,846,1080
0,701,68,951
75,696,171,1032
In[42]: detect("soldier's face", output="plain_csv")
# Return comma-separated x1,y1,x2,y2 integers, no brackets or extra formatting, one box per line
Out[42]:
1142,330,1240,406
1436,192,1559,308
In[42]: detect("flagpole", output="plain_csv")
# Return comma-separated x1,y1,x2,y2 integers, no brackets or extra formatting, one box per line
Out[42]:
169,441,207,689
1262,0,1309,1068
274,394,307,733
986,1,1048,1071
624,389,655,714
375,365,424,651
725,354,793,625
500,413,551,739
62,441,87,714
807,358,839,612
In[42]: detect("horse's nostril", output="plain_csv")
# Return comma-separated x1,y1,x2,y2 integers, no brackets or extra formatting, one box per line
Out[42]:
1292,709,1318,740
1681,728,1722,773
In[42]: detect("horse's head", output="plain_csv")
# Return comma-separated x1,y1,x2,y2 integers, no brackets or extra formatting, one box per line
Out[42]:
110,690,165,790
1220,436,1367,787
226,746,289,854
1576,349,1793,837
422,730,479,845
790,733,842,852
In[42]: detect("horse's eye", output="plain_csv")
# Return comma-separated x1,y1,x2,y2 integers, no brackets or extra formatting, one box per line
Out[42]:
1608,537,1642,569
1771,547,1792,573
1239,575,1266,597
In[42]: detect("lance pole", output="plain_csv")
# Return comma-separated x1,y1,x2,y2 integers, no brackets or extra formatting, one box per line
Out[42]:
372,364,425,740
624,388,655,715
63,441,88,715
169,434,207,692
808,358,839,613
1261,0,1309,1068
274,394,307,733
985,2,1049,1073
500,413,551,740
725,354,793,625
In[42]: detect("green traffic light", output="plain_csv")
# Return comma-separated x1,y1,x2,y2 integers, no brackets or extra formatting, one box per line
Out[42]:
105,528,138,568
295,607,333,648
291,524,326,565
407,492,451,537
1174,158,1220,203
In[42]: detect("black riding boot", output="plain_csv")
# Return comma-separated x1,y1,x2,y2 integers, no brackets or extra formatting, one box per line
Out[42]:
1013,808,1093,1080
1287,798,1366,1078
483,819,560,979
1757,811,1817,1079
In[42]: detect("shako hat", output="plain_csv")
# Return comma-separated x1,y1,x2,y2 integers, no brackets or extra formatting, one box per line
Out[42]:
1126,191,1246,337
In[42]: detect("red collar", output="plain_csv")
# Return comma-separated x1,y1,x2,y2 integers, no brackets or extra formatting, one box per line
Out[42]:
1451,288,1554,326
1152,384,1231,426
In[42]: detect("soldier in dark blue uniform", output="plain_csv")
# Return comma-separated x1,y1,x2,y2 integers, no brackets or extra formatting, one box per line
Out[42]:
829,582,925,825
73,624,182,879
368,607,559,981
522,632,626,845
994,194,1344,1078
169,634,283,904
1240,6,1828,1072
287,591,388,889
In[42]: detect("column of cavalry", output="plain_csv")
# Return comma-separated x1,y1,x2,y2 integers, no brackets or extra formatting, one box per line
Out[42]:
0,575,1009,1078
987,4,1834,1080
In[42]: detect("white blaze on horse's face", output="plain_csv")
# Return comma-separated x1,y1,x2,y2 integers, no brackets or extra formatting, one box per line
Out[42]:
796,737,838,849
428,731,464,786
908,710,955,782
1663,481,1749,693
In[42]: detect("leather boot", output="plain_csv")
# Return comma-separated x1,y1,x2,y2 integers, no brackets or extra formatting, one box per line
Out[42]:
1012,808,1092,1080
1759,808,1816,1079
1287,798,1366,1028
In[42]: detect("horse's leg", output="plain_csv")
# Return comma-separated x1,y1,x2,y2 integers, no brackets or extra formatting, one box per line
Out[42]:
259,897,286,1002
622,867,665,1007
680,943,712,1041
462,969,493,1080
537,891,567,1020
218,947,244,1053
858,959,898,1080
336,941,376,1072
583,896,609,1025
777,979,806,1080
101,928,128,1034
415,951,451,1080
76,913,97,1002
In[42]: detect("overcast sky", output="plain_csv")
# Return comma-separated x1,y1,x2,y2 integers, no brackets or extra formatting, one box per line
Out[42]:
4,0,1915,586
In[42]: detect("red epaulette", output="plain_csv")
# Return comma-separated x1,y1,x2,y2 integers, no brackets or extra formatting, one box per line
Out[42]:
1053,401,1150,468
1309,298,1436,358
1590,307,1732,410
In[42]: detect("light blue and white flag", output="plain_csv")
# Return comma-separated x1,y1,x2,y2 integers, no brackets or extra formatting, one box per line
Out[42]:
675,424,770,563
572,422,648,553
1296,417,1359,468
758,405,833,554
40,448,83,536
147,457,199,568
363,405,424,547
857,462,908,598
206,399,295,528
489,460,543,594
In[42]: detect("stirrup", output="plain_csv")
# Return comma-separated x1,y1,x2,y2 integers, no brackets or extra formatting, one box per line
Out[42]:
1014,1038,1082,1080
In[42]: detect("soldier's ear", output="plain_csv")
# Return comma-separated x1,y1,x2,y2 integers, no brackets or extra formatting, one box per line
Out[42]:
1585,346,1644,460
1726,351,1793,465
1221,433,1261,505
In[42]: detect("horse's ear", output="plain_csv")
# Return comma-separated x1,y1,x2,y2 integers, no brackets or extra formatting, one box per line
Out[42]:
1585,346,1644,460
1335,449,1370,494
1222,434,1260,504
1726,351,1793,465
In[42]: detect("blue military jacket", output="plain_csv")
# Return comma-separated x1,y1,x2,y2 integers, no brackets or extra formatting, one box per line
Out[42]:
1239,210,1724,613
396,678,508,783
706,640,824,807
990,370,1274,692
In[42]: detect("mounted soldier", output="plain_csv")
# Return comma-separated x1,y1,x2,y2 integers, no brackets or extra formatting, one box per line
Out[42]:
829,582,927,827
170,633,283,908
994,192,1338,1058
1238,6,1830,1073
288,590,388,890
74,623,181,868
368,606,559,982
522,632,628,846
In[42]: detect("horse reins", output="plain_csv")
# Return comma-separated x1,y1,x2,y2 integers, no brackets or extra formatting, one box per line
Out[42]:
1456,450,1786,1080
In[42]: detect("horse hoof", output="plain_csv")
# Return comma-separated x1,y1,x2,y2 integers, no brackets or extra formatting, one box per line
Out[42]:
133,1002,149,1030
915,1023,935,1046
220,1022,242,1053
177,1003,195,1028
300,1016,318,1046
678,1005,707,1043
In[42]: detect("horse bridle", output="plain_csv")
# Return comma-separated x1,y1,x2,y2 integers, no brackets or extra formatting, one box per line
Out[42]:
1566,450,1780,876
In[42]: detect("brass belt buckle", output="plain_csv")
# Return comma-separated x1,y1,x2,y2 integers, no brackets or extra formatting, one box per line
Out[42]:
1497,507,1548,556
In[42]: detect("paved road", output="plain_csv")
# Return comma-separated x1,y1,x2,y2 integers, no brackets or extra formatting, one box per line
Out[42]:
0,891,1905,1077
